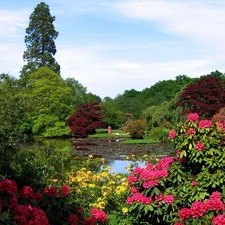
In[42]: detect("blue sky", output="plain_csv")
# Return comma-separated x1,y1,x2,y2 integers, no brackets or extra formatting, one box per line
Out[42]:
1,0,225,99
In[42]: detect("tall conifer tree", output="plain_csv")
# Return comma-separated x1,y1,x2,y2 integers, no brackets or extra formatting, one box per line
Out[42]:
21,2,60,77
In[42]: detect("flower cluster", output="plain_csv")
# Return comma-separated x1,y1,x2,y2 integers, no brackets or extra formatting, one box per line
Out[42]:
12,204,49,225
91,208,108,222
178,192,225,223
127,157,174,205
0,179,17,195
188,113,199,122
198,119,212,128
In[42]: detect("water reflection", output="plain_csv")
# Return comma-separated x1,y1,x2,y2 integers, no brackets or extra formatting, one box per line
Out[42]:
101,160,146,174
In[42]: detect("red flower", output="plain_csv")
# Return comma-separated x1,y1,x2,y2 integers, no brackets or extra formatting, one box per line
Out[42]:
191,180,197,186
20,186,34,199
187,128,195,135
44,186,58,197
68,214,79,225
60,185,70,197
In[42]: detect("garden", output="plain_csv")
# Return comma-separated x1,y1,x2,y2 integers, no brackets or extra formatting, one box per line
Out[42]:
1,113,225,225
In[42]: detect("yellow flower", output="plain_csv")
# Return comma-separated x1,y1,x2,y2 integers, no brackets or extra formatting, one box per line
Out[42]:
101,158,105,163
76,189,81,194
88,154,93,159
122,207,128,214
88,183,96,188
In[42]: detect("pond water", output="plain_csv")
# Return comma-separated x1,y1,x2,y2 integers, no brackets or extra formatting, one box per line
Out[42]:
34,137,175,174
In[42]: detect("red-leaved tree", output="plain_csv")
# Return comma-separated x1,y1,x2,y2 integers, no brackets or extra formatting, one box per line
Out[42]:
66,101,106,137
176,77,225,119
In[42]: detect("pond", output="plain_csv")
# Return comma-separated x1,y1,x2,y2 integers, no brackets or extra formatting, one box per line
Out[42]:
34,137,175,174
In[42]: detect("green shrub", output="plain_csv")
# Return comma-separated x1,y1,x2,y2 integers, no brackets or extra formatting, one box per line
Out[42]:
148,126,170,141
123,120,145,139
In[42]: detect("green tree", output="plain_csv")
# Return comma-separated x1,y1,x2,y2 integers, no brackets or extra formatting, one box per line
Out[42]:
23,67,74,136
0,74,33,146
21,2,60,78
101,97,124,128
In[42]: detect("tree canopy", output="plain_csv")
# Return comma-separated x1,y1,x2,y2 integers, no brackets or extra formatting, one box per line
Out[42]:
66,101,106,137
176,76,225,119
21,2,60,77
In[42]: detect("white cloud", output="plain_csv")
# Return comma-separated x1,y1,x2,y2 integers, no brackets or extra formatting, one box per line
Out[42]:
0,9,28,39
113,0,225,45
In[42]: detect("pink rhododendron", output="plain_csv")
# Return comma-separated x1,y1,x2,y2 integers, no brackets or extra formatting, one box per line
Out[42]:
198,120,212,128
164,194,174,205
187,128,195,135
179,208,191,220
191,180,197,186
196,142,204,151
188,113,199,122
169,130,176,139
212,214,225,225
127,174,138,185
91,208,107,222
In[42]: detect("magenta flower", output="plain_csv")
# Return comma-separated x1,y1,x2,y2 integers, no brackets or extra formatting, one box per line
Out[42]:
196,142,204,151
168,130,176,139
191,180,197,186
187,128,195,135
198,120,212,128
188,113,199,122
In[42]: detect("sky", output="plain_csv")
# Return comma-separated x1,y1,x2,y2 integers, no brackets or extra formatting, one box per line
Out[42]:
1,0,225,99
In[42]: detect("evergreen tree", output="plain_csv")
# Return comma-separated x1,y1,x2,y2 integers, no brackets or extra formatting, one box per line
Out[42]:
21,2,60,78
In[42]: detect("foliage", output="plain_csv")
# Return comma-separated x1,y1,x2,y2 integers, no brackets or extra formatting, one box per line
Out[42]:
67,160,136,225
0,74,33,146
23,67,74,136
21,2,60,77
212,106,225,124
176,75,225,119
66,101,106,138
126,113,225,224
101,97,124,129
148,126,170,142
0,178,108,225
123,120,145,139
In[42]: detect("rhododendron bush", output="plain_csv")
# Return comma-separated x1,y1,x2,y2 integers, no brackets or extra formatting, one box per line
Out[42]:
126,113,225,224
0,179,107,225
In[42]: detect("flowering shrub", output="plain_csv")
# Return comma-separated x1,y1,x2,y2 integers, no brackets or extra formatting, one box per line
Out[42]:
127,113,225,224
0,178,104,225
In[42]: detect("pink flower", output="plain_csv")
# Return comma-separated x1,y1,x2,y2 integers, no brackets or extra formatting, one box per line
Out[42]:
164,194,174,205
169,130,176,139
196,142,204,151
191,180,197,186
190,201,207,218
187,128,195,135
91,208,107,222
179,208,191,220
127,174,138,185
174,222,185,225
188,113,199,122
198,120,212,128
212,214,225,225
155,193,164,201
